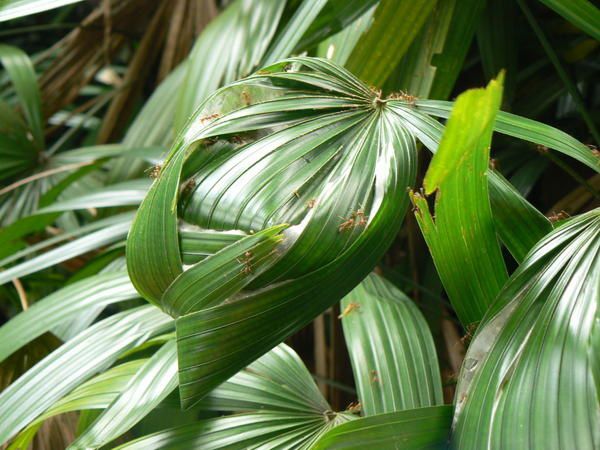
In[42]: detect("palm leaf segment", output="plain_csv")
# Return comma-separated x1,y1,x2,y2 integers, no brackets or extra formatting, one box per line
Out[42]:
126,56,418,407
453,208,600,449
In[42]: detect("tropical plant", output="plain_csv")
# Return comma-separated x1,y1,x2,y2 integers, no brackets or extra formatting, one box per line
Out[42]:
0,0,598,449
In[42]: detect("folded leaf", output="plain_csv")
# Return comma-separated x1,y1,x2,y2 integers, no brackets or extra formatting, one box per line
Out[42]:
127,57,417,408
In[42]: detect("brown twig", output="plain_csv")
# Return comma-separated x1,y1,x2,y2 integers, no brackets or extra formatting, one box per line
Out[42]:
0,161,95,197
12,278,28,311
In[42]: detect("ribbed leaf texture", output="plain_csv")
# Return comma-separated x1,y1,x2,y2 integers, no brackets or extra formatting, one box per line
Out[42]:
341,273,443,415
452,208,600,449
126,56,418,408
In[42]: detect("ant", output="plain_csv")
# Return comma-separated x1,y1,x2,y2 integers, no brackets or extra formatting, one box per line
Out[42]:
547,210,570,223
338,302,360,318
338,215,355,232
199,113,220,125
237,251,253,275
370,370,380,384
387,90,417,104
346,402,361,414
147,164,162,179
587,144,599,159
460,322,479,346
241,90,251,106
338,209,368,232
181,178,196,195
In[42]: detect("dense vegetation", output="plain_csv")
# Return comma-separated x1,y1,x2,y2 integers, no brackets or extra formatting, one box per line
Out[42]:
0,0,598,449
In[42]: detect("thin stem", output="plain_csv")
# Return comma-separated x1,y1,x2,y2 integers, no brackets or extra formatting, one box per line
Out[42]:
0,161,95,197
11,278,28,311
0,23,79,38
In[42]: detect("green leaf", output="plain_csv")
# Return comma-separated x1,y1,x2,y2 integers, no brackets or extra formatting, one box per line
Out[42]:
261,0,328,66
476,0,518,104
486,170,552,262
384,0,456,99
115,412,353,450
127,57,417,408
179,228,245,265
112,0,287,181
345,0,437,87
126,151,184,306
0,99,36,180
0,271,137,362
0,306,172,445
295,0,379,52
0,44,43,148
118,343,350,450
415,99,600,174
428,0,487,100
201,344,331,414
8,361,146,450
174,0,286,131
386,101,552,263
38,179,152,213
0,0,85,21
538,0,600,41
0,212,134,286
52,145,164,165
162,224,287,317
70,341,178,449
410,76,508,326
518,0,600,144
311,405,453,450
317,7,375,65
452,208,600,450
340,273,443,415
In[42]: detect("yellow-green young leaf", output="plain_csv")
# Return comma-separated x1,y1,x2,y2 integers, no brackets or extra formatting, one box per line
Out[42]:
423,74,503,193
385,101,552,263
345,0,437,87
411,74,508,327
